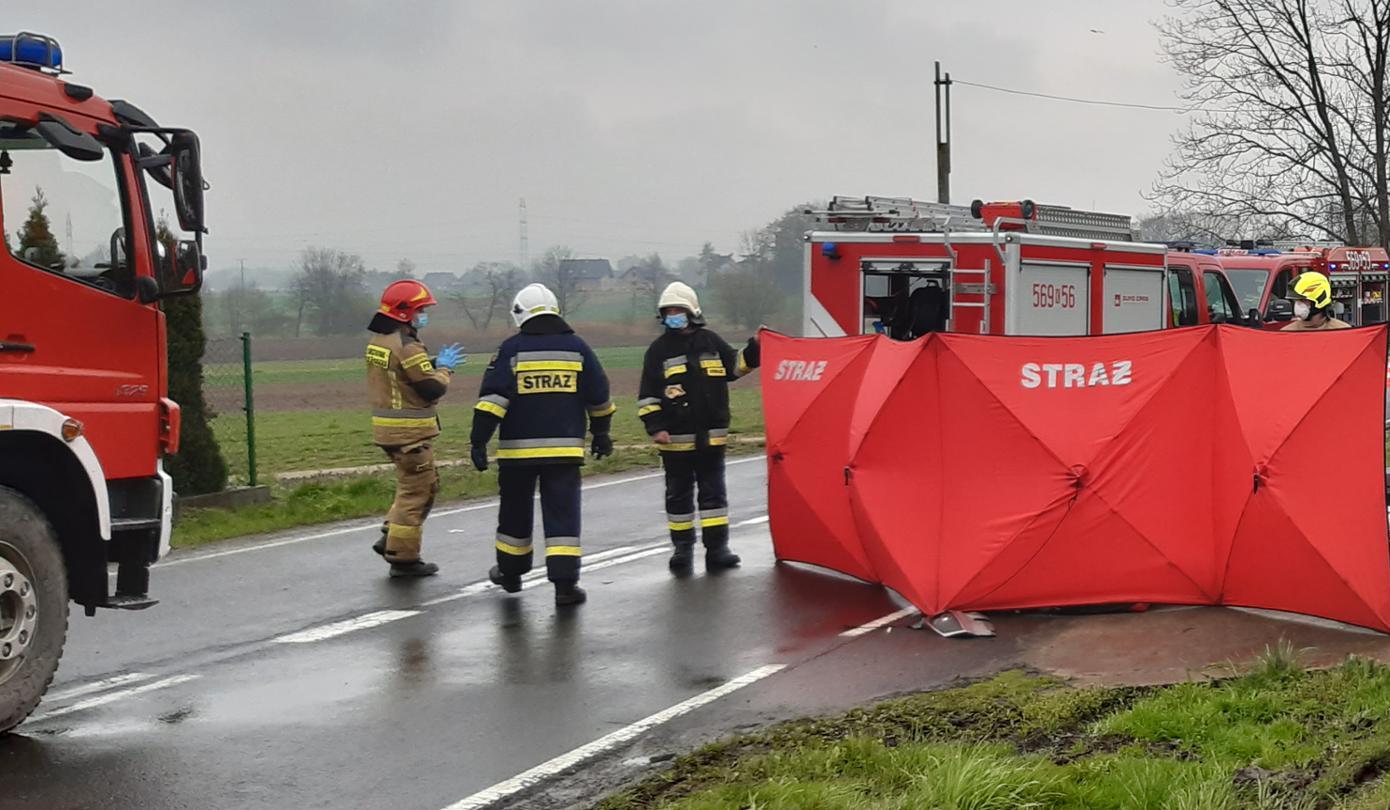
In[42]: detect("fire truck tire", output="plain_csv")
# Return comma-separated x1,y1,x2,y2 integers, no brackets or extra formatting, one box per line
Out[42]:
0,487,68,735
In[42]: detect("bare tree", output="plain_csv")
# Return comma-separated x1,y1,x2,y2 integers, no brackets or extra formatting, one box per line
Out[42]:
292,247,368,336
454,261,524,330
709,266,781,331
1156,0,1390,246
624,253,669,321
531,245,587,315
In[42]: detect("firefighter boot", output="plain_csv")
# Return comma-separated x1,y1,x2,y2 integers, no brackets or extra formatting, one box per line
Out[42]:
372,523,387,557
389,559,440,578
554,580,587,607
668,540,695,576
489,565,523,594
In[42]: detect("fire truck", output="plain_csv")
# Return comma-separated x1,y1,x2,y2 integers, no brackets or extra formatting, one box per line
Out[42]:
1201,245,1390,327
804,196,1197,339
0,33,206,731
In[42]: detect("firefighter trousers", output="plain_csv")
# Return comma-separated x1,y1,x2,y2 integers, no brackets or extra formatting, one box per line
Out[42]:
661,447,729,551
495,465,582,583
381,441,439,563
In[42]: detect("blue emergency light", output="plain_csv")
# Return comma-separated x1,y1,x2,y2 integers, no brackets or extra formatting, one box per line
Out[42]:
0,33,63,72
822,242,840,259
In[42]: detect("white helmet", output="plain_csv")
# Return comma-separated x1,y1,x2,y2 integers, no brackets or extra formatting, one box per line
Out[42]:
511,283,561,327
657,281,704,324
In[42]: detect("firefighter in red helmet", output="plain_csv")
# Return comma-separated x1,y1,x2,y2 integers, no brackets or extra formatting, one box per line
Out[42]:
365,279,464,577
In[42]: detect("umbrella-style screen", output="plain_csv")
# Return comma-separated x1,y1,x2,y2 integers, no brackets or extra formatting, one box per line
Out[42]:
763,325,1390,632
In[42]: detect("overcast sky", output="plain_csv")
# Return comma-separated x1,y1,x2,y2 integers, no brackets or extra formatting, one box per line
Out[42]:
10,1,1184,274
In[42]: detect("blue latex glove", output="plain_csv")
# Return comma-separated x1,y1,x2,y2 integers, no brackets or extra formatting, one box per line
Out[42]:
436,343,465,371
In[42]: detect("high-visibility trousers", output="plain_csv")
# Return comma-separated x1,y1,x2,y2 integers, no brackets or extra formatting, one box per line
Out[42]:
661,446,728,550
381,441,440,562
495,465,582,582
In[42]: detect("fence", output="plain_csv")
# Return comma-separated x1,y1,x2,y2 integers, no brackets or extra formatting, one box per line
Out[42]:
202,332,258,487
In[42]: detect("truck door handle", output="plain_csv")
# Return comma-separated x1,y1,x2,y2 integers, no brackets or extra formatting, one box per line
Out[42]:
0,341,35,353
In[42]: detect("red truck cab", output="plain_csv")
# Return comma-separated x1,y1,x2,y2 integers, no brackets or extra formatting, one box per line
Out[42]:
1163,252,1247,327
0,32,206,731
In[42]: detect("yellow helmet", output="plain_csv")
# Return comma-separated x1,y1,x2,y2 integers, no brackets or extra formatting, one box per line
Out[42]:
1290,271,1332,309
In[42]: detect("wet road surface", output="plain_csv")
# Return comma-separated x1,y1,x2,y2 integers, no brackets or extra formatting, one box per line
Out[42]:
0,459,910,810
6,457,1390,810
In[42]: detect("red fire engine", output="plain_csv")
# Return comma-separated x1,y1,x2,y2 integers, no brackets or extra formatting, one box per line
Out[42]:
0,32,206,730
804,196,1190,338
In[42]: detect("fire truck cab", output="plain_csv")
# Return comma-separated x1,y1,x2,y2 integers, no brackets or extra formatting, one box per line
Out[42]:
805,197,1186,338
0,32,206,731
1162,251,1247,329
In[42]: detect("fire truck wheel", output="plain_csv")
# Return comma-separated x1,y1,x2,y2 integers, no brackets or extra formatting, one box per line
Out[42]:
0,487,67,734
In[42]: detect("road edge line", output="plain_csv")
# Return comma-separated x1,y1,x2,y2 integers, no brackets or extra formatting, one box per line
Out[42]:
442,663,786,810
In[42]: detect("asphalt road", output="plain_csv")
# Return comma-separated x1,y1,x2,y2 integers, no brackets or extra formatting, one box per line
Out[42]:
0,458,927,810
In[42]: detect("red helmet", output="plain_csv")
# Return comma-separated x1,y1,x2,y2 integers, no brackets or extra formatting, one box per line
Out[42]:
378,279,437,322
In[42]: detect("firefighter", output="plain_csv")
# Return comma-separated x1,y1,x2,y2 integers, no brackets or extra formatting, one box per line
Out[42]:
366,279,464,577
1282,271,1351,331
638,282,760,575
470,283,614,606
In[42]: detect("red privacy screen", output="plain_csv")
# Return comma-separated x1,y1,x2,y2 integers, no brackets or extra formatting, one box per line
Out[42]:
763,325,1390,632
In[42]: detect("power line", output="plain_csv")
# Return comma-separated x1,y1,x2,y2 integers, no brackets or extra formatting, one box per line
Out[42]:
954,78,1196,113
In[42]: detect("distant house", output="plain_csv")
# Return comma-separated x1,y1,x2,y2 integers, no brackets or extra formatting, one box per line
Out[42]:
422,271,463,293
620,263,677,291
559,258,615,292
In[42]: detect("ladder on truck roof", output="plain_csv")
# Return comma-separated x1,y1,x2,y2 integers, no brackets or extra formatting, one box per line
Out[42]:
807,195,1137,241
809,196,985,233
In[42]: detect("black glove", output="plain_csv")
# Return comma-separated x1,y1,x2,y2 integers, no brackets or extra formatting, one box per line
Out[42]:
470,444,489,472
743,334,761,369
592,433,614,459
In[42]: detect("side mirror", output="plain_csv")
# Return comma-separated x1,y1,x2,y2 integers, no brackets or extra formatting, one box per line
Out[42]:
1246,308,1263,328
169,131,205,234
1267,299,1294,322
157,239,203,297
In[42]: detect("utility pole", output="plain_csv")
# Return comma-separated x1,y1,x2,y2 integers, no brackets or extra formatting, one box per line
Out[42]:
237,258,246,333
934,61,952,205
518,197,529,269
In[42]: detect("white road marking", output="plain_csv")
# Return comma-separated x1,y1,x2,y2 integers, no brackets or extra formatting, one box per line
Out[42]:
34,674,200,721
272,610,420,644
155,457,764,568
443,664,786,810
733,515,769,527
46,672,154,703
840,606,919,638
418,545,666,608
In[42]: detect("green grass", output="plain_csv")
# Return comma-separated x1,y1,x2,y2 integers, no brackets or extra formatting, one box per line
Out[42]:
595,652,1390,810
213,387,762,480
204,345,652,389
173,387,765,547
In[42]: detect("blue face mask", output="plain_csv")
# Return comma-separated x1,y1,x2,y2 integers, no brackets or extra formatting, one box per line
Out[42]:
412,312,429,329
664,313,689,330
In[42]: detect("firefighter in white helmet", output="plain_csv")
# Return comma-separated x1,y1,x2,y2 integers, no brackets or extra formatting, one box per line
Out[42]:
638,281,761,575
1283,271,1351,331
470,283,615,606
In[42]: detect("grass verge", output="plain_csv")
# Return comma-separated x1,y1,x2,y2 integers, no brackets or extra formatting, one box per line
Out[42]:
596,644,1390,809
175,387,764,548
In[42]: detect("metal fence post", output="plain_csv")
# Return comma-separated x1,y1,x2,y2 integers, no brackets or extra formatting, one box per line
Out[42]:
241,331,258,487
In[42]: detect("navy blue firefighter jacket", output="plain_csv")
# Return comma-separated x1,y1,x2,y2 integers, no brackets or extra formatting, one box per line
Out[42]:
470,315,614,465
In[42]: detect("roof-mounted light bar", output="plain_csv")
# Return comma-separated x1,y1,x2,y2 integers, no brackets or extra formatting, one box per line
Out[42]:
0,32,63,73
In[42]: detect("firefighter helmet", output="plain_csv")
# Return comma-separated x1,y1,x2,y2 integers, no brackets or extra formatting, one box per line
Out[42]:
378,279,438,322
657,281,705,324
511,283,561,327
1289,271,1332,309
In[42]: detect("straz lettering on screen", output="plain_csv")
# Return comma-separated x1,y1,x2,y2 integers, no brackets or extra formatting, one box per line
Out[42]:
1020,361,1132,389
774,360,828,382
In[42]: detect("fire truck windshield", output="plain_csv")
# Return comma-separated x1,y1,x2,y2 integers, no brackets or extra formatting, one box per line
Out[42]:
0,127,131,298
1222,268,1269,312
